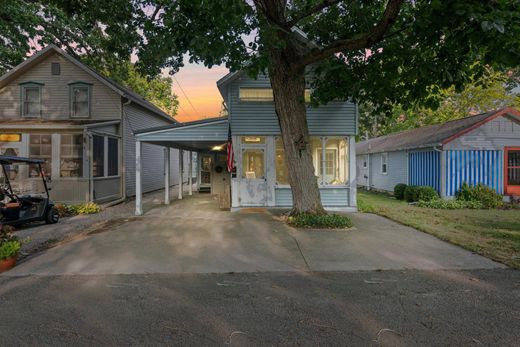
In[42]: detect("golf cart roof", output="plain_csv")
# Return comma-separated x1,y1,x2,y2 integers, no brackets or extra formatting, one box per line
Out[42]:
0,155,44,164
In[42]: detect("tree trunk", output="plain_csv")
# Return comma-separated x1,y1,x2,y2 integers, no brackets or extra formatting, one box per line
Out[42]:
269,59,326,215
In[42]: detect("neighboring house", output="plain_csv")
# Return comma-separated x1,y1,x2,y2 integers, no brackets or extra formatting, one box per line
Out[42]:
134,71,358,214
356,108,520,198
0,45,187,204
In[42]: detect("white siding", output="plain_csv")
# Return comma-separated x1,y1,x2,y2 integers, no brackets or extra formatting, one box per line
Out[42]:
367,151,408,192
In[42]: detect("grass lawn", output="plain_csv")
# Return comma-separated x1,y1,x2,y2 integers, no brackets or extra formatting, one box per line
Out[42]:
357,190,520,269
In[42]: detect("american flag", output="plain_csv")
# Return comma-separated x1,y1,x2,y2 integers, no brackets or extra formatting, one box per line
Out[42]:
226,125,234,172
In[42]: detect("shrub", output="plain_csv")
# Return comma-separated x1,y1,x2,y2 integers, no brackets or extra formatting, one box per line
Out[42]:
287,213,353,229
416,186,438,202
0,227,21,260
403,185,418,202
75,202,101,215
456,182,503,209
417,199,483,209
393,183,407,200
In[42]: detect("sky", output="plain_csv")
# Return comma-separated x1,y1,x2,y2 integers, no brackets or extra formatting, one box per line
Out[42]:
169,62,228,122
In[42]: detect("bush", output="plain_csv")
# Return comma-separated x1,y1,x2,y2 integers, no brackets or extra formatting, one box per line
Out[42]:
417,199,483,209
456,182,503,209
393,183,407,200
55,202,101,217
287,213,353,229
0,227,21,260
404,185,438,202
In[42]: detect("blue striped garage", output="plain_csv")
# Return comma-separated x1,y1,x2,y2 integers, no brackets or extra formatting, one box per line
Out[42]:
356,108,520,198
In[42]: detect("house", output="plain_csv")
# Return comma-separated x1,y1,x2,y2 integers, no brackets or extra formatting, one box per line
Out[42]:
0,45,189,204
134,71,358,214
356,108,520,198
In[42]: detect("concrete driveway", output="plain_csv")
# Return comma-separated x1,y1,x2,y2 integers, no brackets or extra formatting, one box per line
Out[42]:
4,194,503,276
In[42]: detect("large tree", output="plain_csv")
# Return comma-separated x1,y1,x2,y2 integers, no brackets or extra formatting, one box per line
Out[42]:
135,0,519,214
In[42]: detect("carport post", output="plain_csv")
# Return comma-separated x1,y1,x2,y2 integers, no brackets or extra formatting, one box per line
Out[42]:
135,140,143,216
188,151,193,195
178,149,183,200
164,147,170,204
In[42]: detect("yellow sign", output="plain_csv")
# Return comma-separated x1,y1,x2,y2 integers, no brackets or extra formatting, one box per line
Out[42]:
0,134,21,142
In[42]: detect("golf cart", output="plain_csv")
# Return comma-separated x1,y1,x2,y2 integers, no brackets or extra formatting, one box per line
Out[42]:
0,155,59,226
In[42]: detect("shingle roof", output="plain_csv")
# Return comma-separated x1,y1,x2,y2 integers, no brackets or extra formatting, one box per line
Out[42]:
356,108,520,154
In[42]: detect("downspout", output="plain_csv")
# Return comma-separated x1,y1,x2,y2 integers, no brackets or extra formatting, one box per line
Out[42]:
84,130,94,202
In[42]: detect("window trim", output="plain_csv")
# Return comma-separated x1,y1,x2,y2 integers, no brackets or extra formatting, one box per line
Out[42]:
69,82,92,118
27,134,52,178
239,88,312,103
92,134,120,179
381,152,388,174
20,82,44,118
59,134,84,178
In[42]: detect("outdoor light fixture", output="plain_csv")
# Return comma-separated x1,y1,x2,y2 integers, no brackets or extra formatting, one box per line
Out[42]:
211,145,224,151
0,134,21,142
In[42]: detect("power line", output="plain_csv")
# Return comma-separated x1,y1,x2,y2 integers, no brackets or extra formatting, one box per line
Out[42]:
173,75,202,119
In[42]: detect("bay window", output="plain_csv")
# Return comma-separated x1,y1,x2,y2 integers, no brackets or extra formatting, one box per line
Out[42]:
60,134,83,177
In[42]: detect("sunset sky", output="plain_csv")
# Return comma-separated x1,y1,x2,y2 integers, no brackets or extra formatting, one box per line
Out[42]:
168,62,228,123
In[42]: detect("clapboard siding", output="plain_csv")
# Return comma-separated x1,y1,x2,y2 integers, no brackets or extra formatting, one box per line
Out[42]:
0,52,121,120
368,151,408,192
275,187,349,207
445,115,520,150
94,177,121,202
229,74,357,135
138,120,228,142
123,103,180,197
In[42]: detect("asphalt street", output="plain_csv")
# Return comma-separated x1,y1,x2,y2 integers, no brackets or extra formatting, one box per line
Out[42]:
1,269,519,346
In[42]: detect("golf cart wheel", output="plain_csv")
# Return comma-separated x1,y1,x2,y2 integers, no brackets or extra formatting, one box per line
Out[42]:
45,207,59,224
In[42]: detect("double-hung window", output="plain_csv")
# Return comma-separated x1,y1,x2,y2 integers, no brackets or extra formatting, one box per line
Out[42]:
21,82,43,118
381,153,388,174
28,134,52,177
60,134,83,177
69,82,91,118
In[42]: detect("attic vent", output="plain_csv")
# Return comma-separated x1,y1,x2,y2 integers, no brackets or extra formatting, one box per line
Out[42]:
51,62,60,75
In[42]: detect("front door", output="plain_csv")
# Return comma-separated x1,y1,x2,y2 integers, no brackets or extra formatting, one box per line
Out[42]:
505,147,520,196
199,154,212,191
239,146,267,206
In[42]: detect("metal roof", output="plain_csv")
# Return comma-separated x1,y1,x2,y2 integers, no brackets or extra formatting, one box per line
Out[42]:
356,108,520,154
134,116,227,135
0,155,44,164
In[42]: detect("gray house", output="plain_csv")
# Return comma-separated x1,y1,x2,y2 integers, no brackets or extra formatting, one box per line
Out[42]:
357,108,520,198
0,45,188,204
134,71,358,214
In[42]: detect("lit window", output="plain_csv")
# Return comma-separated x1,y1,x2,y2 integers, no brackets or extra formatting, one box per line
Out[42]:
0,134,21,142
70,83,90,118
242,148,264,179
275,137,289,185
239,88,273,101
29,134,52,177
22,85,42,117
315,138,348,185
241,136,265,144
60,134,83,177
381,153,388,174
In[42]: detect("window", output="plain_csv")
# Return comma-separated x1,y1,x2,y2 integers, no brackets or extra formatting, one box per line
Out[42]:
93,135,104,177
239,88,273,101
381,153,388,174
241,136,265,144
275,136,349,186
60,134,83,177
70,83,90,118
275,137,289,184
0,134,21,142
28,134,52,177
242,148,264,179
21,84,42,117
107,137,118,176
51,63,61,75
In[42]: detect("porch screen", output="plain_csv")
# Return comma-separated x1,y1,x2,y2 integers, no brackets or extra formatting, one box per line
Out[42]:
60,134,83,177
28,134,52,177
242,149,264,179
92,135,104,178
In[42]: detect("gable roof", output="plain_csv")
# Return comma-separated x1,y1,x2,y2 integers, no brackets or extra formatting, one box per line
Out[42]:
357,108,520,154
0,45,176,123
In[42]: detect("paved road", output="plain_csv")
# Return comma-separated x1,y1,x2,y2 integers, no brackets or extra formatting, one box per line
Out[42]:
5,194,503,276
1,269,519,346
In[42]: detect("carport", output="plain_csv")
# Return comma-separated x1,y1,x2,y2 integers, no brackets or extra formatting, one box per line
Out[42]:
133,117,229,215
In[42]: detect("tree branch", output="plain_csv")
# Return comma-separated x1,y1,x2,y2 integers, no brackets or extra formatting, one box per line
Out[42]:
287,0,344,27
296,0,403,69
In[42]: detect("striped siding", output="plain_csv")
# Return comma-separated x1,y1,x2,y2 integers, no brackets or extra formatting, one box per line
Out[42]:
408,151,441,192
444,150,503,196
275,187,349,207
